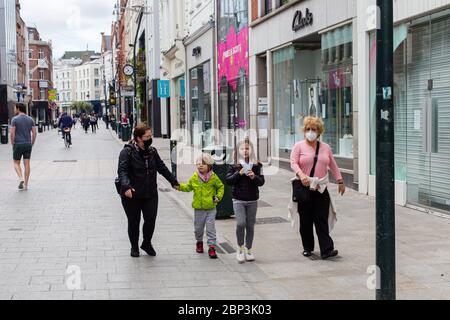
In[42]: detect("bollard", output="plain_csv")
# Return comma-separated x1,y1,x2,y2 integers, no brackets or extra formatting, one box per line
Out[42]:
170,140,177,180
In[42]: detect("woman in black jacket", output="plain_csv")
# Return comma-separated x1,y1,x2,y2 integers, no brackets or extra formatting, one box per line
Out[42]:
226,139,265,264
118,124,179,257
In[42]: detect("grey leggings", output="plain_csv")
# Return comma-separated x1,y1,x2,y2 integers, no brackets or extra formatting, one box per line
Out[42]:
233,200,258,249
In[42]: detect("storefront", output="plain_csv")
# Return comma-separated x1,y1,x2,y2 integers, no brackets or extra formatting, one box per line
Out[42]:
184,21,216,148
249,0,357,185
365,7,450,214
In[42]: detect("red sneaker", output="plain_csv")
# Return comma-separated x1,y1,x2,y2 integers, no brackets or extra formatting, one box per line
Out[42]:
196,241,204,253
208,245,218,259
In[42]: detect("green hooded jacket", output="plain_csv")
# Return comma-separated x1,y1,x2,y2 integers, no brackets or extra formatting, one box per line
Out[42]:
179,172,225,210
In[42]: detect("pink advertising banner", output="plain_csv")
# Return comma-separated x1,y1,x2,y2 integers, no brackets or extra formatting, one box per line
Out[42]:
217,25,249,92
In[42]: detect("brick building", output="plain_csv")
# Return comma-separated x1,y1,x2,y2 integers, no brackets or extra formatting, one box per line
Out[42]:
27,27,54,123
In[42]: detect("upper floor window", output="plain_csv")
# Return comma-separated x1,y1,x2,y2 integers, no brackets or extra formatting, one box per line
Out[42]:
38,49,44,59
264,0,272,15
39,69,45,80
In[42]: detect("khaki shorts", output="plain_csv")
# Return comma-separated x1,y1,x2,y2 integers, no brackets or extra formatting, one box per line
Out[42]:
13,144,33,161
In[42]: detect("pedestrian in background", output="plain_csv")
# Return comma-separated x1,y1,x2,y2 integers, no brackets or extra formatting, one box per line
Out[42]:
10,103,37,191
82,114,90,133
290,116,345,260
118,124,179,258
175,154,224,259
90,113,97,133
226,138,265,263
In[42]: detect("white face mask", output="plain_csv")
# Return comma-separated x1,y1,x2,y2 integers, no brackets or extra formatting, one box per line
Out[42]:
306,130,318,142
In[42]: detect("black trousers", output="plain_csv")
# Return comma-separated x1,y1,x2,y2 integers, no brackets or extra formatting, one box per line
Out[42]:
297,189,334,255
121,195,159,250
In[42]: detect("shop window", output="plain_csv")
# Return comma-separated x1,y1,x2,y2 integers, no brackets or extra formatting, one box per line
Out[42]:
321,24,354,158
190,61,212,146
264,0,272,15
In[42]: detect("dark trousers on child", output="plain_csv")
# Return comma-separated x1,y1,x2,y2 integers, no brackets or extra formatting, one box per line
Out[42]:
297,189,334,255
121,195,159,250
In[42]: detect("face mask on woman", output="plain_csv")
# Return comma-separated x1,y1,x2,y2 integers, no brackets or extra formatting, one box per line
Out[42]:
306,130,318,142
143,138,153,149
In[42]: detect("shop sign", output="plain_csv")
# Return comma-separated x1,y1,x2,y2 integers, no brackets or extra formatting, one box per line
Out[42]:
48,89,57,101
292,8,313,32
180,79,185,98
157,80,170,98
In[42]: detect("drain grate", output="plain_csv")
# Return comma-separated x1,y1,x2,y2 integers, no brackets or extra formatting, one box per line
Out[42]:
158,188,172,193
255,217,289,225
218,242,236,254
53,160,78,163
9,228,22,231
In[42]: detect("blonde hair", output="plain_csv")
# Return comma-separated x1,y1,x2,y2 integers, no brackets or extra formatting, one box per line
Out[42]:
196,153,215,172
303,116,324,136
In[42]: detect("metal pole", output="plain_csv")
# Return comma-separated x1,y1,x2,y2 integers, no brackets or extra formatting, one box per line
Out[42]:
133,9,144,130
376,0,396,300
170,139,177,180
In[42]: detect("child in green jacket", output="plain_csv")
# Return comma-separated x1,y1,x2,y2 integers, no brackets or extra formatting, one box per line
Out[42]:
175,153,224,259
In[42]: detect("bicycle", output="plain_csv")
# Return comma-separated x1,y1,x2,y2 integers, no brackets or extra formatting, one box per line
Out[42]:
63,127,72,148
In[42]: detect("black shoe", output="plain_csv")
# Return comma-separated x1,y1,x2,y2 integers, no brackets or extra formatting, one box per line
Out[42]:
140,244,156,256
303,250,312,257
321,250,339,260
130,249,140,258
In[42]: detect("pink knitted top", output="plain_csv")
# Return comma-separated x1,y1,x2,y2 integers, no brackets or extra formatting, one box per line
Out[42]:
290,140,343,181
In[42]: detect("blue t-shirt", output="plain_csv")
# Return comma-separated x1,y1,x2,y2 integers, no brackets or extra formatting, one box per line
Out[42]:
11,114,35,145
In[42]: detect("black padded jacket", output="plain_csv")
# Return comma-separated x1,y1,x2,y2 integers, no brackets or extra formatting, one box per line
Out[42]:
117,143,178,199
225,163,265,201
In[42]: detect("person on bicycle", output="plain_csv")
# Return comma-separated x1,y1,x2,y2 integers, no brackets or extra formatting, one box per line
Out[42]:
58,112,73,146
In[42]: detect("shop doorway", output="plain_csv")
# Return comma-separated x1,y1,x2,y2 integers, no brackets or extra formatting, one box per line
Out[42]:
402,11,450,213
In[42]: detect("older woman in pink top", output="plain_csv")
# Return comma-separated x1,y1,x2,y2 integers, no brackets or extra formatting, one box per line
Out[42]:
290,117,346,260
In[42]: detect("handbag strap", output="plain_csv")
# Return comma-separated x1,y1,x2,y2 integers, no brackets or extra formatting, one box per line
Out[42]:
309,141,321,177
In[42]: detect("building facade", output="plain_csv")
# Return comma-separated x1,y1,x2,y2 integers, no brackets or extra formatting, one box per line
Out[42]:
53,58,80,114
15,0,28,107
27,27,54,123
0,0,18,124
249,0,357,186
160,0,186,139
183,0,216,147
357,0,450,214
73,57,103,114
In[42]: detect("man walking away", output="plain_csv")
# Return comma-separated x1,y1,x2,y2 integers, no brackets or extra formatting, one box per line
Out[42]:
10,103,37,191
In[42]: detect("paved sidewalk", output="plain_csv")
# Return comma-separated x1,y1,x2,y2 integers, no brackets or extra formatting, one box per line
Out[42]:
148,137,450,300
0,124,448,300
0,124,285,300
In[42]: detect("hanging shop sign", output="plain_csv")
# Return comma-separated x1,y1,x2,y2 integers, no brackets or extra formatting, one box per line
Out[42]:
292,8,313,32
157,80,170,98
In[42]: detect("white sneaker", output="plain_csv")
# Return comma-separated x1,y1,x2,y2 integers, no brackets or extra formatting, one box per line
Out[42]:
236,247,246,264
245,247,255,262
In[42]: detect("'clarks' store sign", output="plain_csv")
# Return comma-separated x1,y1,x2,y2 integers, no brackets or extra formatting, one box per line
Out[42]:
292,8,313,32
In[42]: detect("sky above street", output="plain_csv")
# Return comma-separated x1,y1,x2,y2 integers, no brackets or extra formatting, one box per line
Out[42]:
20,0,114,59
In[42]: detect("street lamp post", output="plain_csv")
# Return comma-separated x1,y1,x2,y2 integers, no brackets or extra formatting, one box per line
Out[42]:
376,0,396,300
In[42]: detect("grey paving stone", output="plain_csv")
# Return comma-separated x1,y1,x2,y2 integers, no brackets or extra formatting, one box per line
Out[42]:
73,290,110,300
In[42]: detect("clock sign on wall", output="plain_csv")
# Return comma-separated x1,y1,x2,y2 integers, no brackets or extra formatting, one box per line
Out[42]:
123,64,135,76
